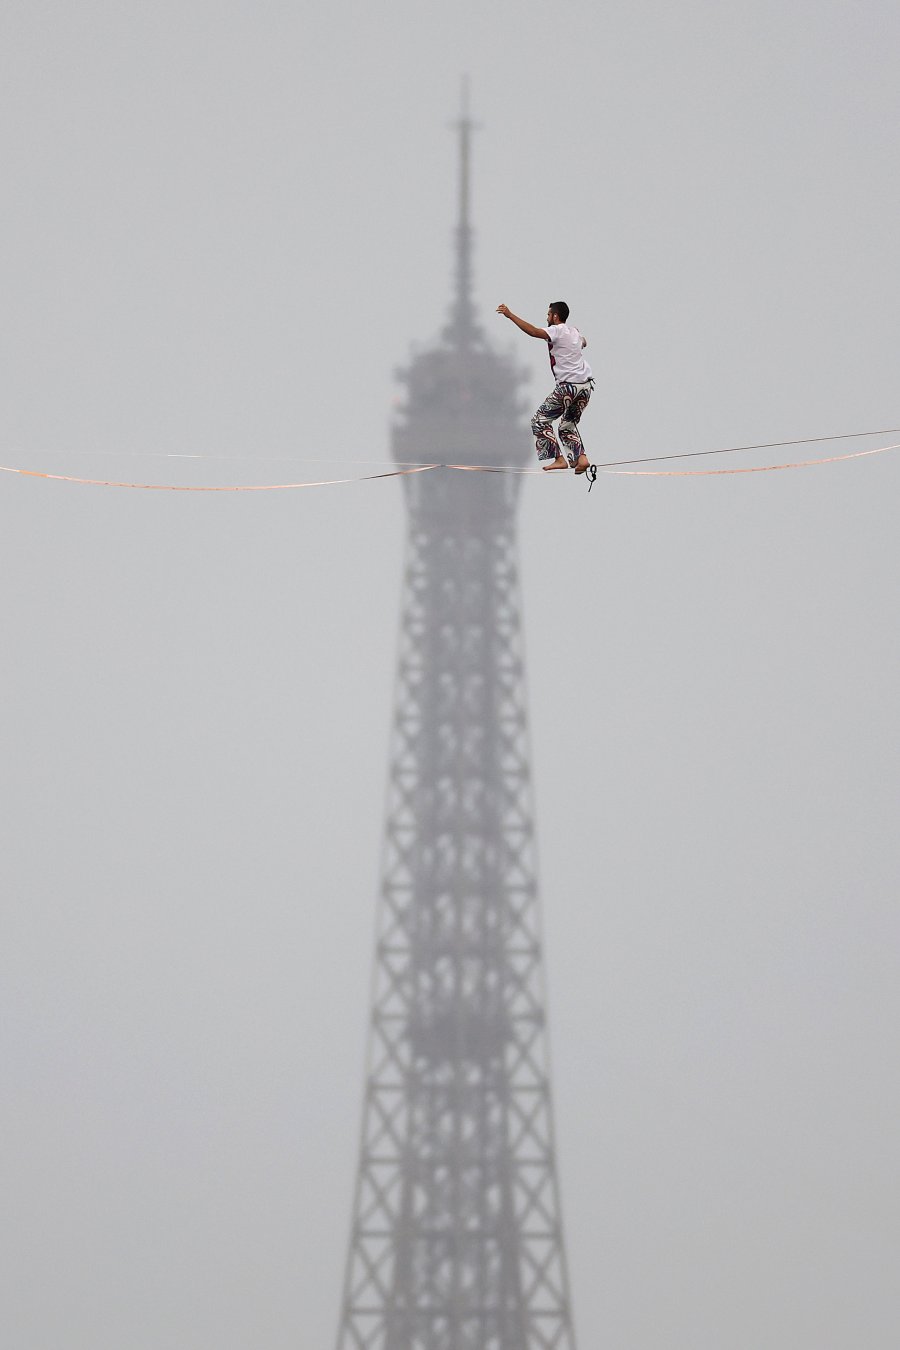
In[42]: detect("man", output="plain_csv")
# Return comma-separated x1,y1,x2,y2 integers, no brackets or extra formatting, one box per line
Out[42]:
496,300,593,472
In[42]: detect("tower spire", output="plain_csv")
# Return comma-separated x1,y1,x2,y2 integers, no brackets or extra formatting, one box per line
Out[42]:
447,76,480,348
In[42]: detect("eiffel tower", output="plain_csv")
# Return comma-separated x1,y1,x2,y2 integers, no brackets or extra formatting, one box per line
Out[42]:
335,100,578,1350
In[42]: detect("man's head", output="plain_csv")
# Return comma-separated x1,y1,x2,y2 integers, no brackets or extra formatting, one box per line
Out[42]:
547,300,570,325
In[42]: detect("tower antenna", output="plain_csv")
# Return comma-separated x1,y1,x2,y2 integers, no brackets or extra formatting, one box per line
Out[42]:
447,75,481,347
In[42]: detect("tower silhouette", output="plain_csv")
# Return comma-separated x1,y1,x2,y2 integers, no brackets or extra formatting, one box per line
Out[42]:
335,101,578,1350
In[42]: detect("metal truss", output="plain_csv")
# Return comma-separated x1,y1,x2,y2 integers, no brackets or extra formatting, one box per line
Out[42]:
335,475,577,1350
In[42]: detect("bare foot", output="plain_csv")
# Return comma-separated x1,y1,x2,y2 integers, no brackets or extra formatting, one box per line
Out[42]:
542,456,569,472
573,454,590,475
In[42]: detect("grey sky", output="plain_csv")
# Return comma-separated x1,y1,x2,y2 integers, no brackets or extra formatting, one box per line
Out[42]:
2,2,899,1348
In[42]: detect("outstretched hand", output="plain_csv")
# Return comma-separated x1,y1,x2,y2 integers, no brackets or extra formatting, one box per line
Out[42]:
496,304,548,342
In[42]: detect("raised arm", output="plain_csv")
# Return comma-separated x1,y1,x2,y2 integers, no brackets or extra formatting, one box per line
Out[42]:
496,304,549,340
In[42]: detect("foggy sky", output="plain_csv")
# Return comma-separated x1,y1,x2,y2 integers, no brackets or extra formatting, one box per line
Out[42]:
2,2,899,1348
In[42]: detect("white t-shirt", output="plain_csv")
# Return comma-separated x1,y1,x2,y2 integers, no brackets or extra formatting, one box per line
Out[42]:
546,323,592,384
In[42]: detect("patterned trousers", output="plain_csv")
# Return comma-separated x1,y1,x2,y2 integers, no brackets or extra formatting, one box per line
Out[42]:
531,380,593,464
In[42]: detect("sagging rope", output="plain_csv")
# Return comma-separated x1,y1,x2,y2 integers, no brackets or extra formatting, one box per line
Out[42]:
596,441,900,477
5,425,900,471
592,424,900,471
0,463,440,492
575,441,900,491
1,430,899,493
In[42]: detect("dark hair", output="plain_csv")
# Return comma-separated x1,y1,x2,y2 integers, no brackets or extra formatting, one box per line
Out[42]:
549,300,570,323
